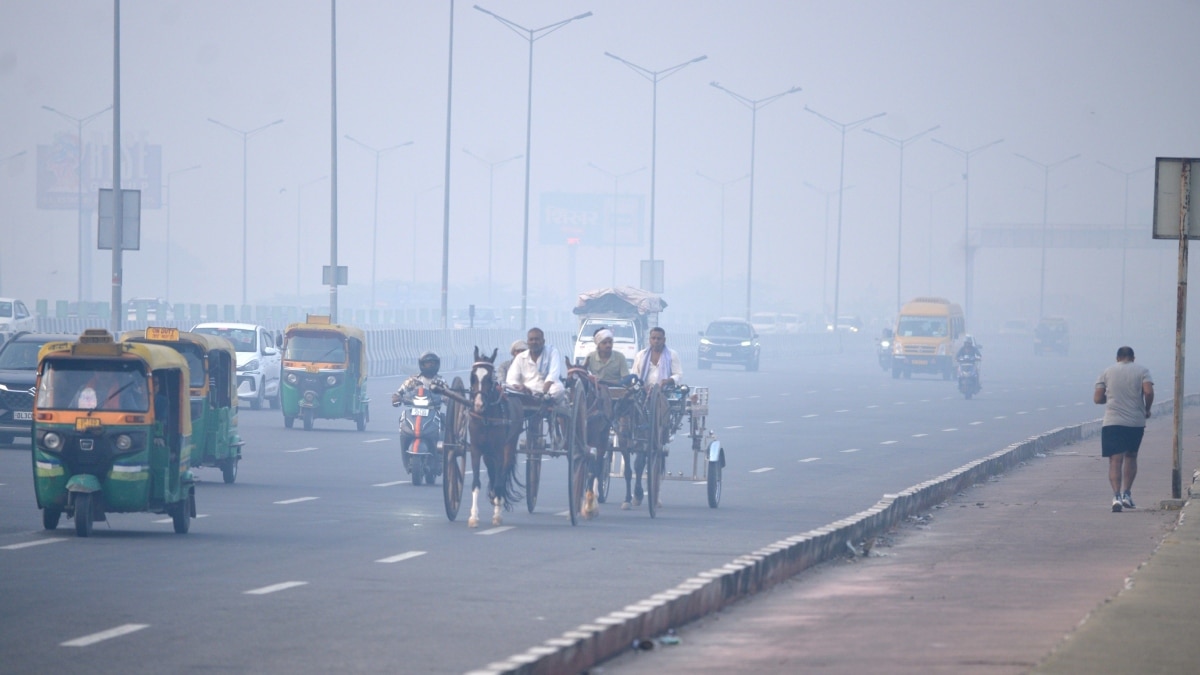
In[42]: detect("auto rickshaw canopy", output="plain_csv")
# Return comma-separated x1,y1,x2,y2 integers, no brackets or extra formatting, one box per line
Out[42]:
282,319,368,383
120,328,238,402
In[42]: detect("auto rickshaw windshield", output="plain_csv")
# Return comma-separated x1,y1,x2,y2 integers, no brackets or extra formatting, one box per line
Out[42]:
177,343,206,389
37,360,151,412
285,334,346,363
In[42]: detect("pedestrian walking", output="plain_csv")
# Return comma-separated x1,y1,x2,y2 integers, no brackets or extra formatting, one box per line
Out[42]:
1094,346,1154,511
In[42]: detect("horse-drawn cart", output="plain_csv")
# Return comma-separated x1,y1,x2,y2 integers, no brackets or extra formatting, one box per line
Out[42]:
661,385,724,508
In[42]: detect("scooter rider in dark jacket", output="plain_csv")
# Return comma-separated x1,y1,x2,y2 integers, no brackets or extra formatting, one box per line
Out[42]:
392,352,449,406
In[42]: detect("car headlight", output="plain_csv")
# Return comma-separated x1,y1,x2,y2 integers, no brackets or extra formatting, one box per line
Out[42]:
242,358,260,372
826,324,834,331
115,434,133,451
880,340,890,348
325,374,337,386
285,372,299,385
740,340,752,346
44,432,62,451
699,338,712,345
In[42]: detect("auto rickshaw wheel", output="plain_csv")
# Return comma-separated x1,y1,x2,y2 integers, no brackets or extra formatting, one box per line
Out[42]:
355,413,366,432
222,458,238,484
74,493,93,538
269,393,280,410
171,497,190,534
284,414,295,429
302,408,314,431
43,507,62,531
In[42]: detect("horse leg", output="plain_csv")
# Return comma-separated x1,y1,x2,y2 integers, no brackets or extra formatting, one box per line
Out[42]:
622,449,634,510
492,495,503,526
468,452,483,528
582,449,598,520
633,452,646,507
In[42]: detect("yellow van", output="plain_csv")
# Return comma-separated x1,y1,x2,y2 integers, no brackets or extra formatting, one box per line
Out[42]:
890,297,965,379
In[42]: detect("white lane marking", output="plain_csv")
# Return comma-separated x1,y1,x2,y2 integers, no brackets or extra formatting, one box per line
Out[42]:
766,420,783,425
555,510,570,517
920,399,931,403
912,433,928,438
841,448,860,453
942,428,958,432
2,538,68,551
244,581,308,595
363,438,391,444
1037,407,1048,411
834,409,849,413
726,397,741,401
802,414,818,418
994,415,1007,419
373,480,409,487
153,515,208,524
724,425,743,430
799,457,820,463
1056,404,1066,408
779,392,790,396
477,526,514,536
806,390,817,394
894,401,906,405
285,447,318,453
376,551,427,564
274,497,319,505
748,395,761,399
1016,411,1028,415
61,623,149,647
970,421,983,425
865,405,878,409
1075,402,1084,406
880,440,898,445
750,467,774,473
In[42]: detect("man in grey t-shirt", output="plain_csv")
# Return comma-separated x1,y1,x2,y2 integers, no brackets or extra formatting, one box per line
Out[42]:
1094,346,1154,512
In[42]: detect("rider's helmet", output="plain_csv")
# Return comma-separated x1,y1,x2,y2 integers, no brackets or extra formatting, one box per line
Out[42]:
418,352,441,378
963,335,977,348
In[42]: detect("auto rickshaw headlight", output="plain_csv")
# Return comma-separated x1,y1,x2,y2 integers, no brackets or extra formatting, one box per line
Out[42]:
44,432,62,451
115,434,133,451
326,374,337,386
285,372,298,385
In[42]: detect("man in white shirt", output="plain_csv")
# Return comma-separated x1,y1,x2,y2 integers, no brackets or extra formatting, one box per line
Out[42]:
505,327,564,403
632,327,682,389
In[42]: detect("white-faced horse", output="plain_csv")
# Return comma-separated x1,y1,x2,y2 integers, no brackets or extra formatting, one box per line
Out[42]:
465,347,524,528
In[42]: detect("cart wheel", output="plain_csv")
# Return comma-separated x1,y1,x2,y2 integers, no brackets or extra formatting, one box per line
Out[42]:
73,493,93,538
444,449,465,521
43,507,62,531
284,414,295,429
222,458,238,484
567,388,586,526
302,408,314,431
526,455,541,513
707,460,722,508
597,450,613,504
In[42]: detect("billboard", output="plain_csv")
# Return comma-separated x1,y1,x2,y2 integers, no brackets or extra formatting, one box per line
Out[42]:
37,134,162,210
540,192,645,246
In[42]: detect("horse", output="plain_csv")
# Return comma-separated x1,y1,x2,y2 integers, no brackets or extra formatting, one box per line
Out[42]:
465,347,524,528
610,377,670,510
563,362,614,520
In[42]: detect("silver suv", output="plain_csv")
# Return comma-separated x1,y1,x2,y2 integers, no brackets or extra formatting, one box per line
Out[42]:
192,322,281,409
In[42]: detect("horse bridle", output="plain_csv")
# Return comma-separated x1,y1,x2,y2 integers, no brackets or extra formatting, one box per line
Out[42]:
470,360,508,423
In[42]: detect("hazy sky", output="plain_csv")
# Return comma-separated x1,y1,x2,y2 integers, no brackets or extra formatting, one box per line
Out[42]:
2,0,1198,332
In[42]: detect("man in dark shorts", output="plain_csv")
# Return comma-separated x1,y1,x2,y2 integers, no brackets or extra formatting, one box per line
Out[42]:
1094,346,1154,512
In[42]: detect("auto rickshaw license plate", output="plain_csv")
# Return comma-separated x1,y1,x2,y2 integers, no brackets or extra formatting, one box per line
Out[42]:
75,417,102,431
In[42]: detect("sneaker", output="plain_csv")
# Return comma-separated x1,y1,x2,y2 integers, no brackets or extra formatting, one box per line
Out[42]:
1112,497,1123,513
1121,492,1136,509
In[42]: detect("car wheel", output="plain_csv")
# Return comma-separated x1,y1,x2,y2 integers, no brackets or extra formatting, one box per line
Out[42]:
268,385,280,410
250,381,264,410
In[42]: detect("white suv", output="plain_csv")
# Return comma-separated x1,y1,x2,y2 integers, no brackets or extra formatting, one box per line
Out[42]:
0,298,36,340
192,322,281,409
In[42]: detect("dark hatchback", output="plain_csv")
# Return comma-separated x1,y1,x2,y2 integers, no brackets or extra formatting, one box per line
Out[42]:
698,318,761,371
0,332,71,446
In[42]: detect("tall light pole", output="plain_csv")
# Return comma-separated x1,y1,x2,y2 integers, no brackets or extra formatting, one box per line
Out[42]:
803,180,852,319
712,82,802,320
1098,161,1152,340
345,135,412,310
605,52,706,288
0,150,27,295
906,181,958,296
1015,152,1079,320
864,124,940,314
806,105,885,343
465,148,523,305
930,136,1003,320
294,175,328,299
698,170,749,316
207,116,284,307
475,5,592,330
588,161,645,287
41,104,112,304
412,185,443,286
164,164,201,305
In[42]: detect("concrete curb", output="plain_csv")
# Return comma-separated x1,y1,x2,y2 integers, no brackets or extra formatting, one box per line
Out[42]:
465,395,1197,675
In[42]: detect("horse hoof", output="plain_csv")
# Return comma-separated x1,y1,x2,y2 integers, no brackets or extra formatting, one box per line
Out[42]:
468,517,479,528
492,517,502,526
621,501,631,510
633,497,642,507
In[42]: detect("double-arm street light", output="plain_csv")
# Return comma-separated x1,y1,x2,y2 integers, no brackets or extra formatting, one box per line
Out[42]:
475,5,592,330
589,161,645,287
1098,161,1153,340
712,82,802,320
605,52,706,285
208,116,284,307
806,106,885,341
0,150,27,294
346,135,413,310
164,164,201,304
41,104,112,303
1015,151,1080,319
698,170,749,316
930,136,1003,320
864,124,940,314
465,148,523,305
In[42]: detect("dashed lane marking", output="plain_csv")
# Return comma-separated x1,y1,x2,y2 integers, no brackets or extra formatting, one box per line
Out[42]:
894,402,906,405
1016,411,1028,415
61,624,149,647
970,421,983,425
363,438,391,444
912,433,928,438
880,440,898,445
802,414,818,418
244,581,308,595
373,480,409,487
274,497,319,505
748,395,761,399
726,397,741,401
766,420,783,425
153,515,208,524
285,447,318,453
799,457,820,463
477,526,514,536
835,409,849,413
376,551,427,564
943,428,958,432
866,405,878,409
2,538,68,551
724,425,743,430
994,415,1007,419
750,467,774,473
840,448,860,453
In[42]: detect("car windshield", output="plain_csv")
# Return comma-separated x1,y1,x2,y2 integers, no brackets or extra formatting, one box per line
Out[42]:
0,301,12,318
0,340,49,370
194,327,257,353
897,316,947,337
36,361,150,412
285,334,346,363
706,322,752,338
579,320,636,342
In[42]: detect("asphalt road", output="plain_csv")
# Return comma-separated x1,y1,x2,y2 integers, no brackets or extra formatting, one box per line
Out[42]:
0,334,1134,674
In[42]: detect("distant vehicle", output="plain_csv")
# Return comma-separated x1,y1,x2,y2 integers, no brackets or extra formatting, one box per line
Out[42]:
191,322,282,409
571,287,664,364
890,297,965,380
750,312,779,335
573,318,640,364
698,318,761,371
452,306,501,329
825,315,863,333
126,297,172,322
1034,317,1069,356
0,332,70,446
779,313,802,334
0,298,36,338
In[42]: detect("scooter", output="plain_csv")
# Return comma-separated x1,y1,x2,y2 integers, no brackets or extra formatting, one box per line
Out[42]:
396,387,444,486
956,355,981,399
877,337,892,371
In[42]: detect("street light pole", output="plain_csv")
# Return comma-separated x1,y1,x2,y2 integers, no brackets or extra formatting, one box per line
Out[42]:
699,171,749,316
475,5,592,330
295,175,328,300
346,135,413,311
712,82,802,320
1014,151,1079,319
605,52,706,285
465,148,523,305
589,162,646,287
41,104,112,304
906,182,958,296
803,181,852,320
806,106,886,343
864,124,940,314
0,150,27,295
412,185,444,286
164,164,201,305
1098,161,1153,340
208,116,283,308
930,136,1003,320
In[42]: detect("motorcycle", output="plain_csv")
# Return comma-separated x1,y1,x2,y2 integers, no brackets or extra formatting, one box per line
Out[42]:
396,386,444,486
876,329,894,371
956,354,981,399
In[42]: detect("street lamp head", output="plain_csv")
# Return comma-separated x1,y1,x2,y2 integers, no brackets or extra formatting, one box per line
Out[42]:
571,11,593,21
691,55,708,64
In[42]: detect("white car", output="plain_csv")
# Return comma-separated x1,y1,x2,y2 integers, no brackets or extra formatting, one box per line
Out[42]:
572,318,640,365
191,322,281,409
0,298,36,339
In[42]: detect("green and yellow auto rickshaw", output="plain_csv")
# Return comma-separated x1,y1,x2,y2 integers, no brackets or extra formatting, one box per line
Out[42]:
122,327,244,483
278,315,369,431
32,329,196,536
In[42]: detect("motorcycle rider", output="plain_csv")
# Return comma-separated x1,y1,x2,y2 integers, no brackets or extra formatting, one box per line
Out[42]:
956,335,982,363
392,352,449,406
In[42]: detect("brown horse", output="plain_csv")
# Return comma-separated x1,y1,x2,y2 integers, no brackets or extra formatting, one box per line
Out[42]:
466,347,524,528
564,363,614,519
611,377,670,509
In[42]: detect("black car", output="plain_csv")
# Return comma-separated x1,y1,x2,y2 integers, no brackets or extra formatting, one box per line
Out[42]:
0,332,70,446
698,318,761,371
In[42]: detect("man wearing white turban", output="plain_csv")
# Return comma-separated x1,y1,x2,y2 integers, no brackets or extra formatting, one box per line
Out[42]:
584,327,629,384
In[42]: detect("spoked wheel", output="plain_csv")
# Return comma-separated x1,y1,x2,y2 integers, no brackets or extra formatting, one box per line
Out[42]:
707,444,722,509
302,408,314,431
443,378,468,521
646,389,666,519
73,493,93,537
597,448,613,504
525,453,541,513
566,387,586,526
